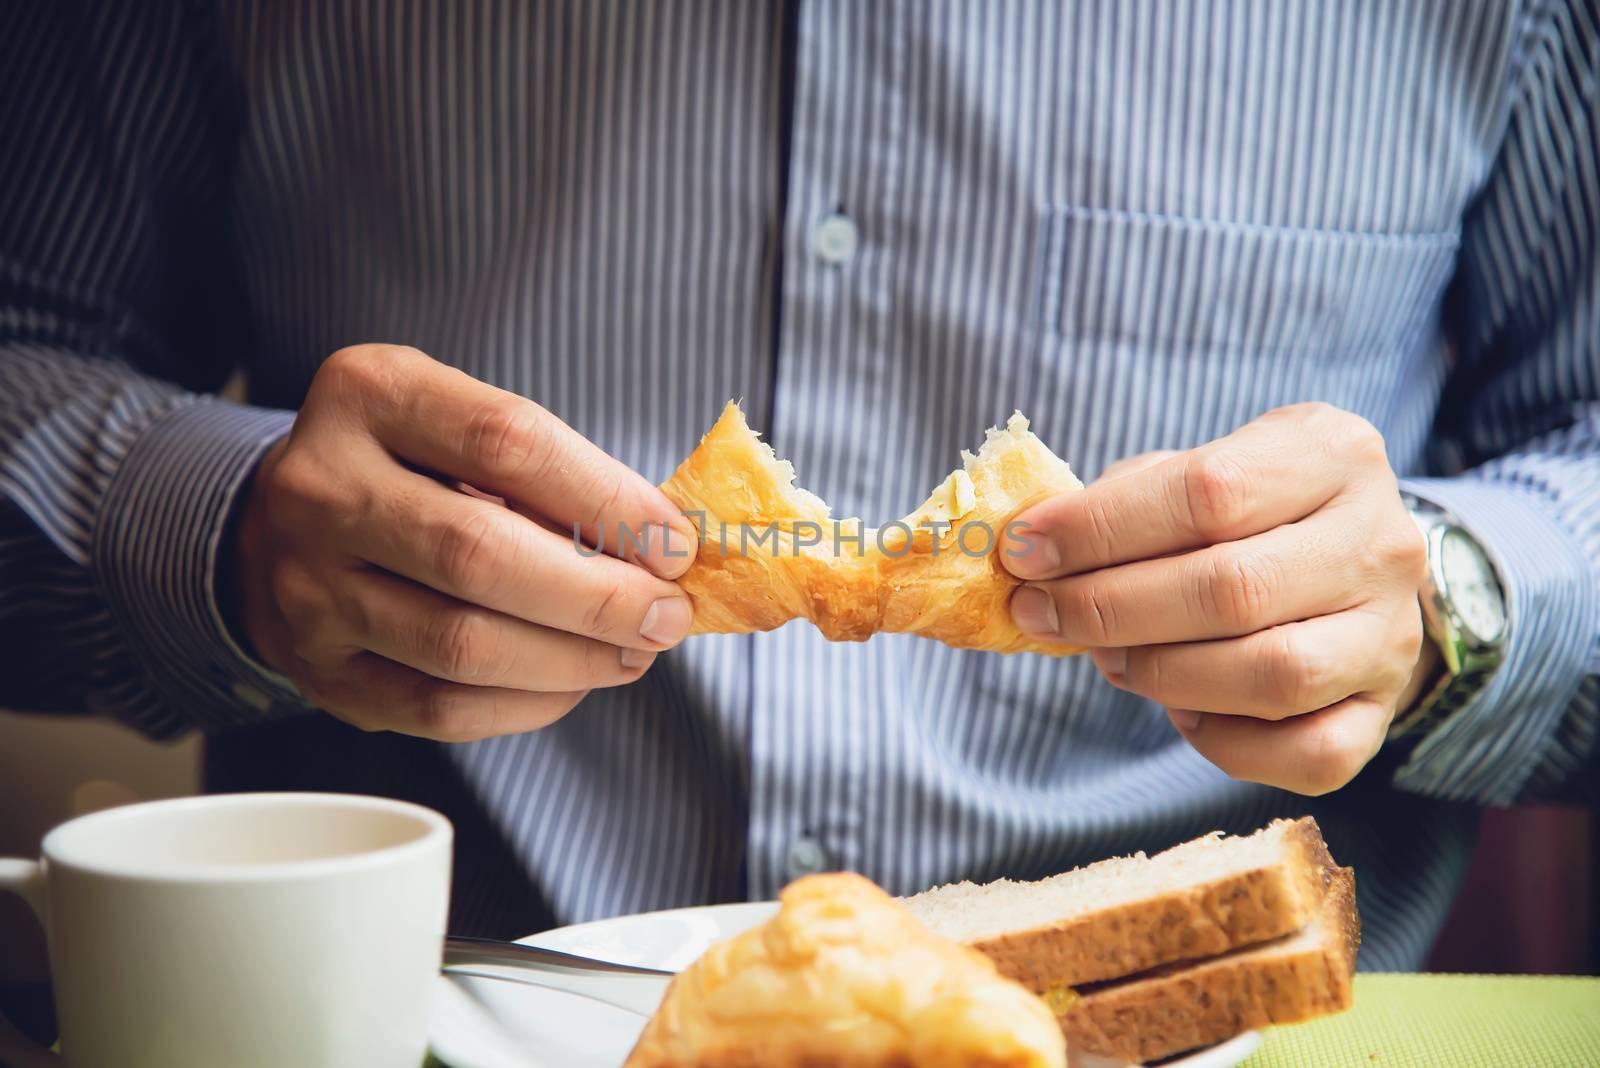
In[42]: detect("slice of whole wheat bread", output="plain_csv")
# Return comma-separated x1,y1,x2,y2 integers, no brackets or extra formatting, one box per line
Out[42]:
1059,865,1360,1064
902,817,1335,988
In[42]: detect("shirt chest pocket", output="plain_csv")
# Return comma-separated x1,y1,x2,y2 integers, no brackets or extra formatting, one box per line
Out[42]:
1033,205,1461,361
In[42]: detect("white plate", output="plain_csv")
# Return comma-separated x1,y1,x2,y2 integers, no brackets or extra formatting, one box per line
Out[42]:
428,902,1261,1068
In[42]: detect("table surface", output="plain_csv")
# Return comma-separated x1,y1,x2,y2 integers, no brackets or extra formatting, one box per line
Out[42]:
427,973,1600,1068
1242,974,1600,1068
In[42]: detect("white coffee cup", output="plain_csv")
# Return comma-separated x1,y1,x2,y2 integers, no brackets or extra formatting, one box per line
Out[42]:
0,792,452,1068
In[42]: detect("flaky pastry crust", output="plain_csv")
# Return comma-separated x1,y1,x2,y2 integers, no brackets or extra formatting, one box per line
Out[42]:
660,402,1084,655
623,873,1067,1068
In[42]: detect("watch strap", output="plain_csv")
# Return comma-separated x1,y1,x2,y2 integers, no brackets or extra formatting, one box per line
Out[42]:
1388,654,1497,739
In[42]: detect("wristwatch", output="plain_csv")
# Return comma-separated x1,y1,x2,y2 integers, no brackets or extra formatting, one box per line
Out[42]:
1389,498,1510,739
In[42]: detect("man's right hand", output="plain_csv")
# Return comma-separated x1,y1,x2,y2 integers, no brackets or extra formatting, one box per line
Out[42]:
229,344,699,741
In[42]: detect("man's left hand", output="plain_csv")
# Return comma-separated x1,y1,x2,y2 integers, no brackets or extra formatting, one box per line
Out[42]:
1005,402,1436,796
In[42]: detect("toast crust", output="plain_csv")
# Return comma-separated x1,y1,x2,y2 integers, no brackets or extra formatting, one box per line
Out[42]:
1059,866,1360,1064
970,817,1336,989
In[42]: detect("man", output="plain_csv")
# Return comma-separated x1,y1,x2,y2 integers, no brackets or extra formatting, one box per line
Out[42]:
2,1,1595,971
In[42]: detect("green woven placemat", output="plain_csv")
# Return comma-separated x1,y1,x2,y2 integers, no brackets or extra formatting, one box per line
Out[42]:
1244,974,1600,1068
427,974,1600,1067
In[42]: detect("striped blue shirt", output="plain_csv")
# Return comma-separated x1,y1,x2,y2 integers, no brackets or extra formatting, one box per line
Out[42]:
3,1,1597,970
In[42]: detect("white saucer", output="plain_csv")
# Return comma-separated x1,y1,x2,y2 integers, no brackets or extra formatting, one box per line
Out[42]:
428,901,1261,1068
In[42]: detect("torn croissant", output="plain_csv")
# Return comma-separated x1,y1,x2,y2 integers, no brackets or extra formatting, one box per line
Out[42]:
659,402,1085,655
623,872,1068,1068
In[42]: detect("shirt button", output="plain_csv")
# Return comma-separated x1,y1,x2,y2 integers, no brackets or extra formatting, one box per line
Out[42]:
810,213,859,265
783,837,830,881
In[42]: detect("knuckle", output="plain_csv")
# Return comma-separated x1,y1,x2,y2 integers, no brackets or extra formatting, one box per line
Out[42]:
1399,607,1425,663
581,638,606,684
1375,521,1428,583
382,343,426,365
1260,629,1326,713
1293,400,1342,423
270,562,321,621
580,473,631,545
1080,497,1120,564
1203,549,1278,630
434,509,506,599
1298,718,1371,796
267,452,337,512
317,345,383,396
1332,410,1388,465
316,344,419,414
583,637,629,685
581,576,629,637
415,685,478,742
465,402,549,478
1065,582,1116,645
472,692,524,740
319,344,370,378
286,618,343,666
429,610,498,682
1182,451,1251,539
331,576,374,639
1136,649,1167,700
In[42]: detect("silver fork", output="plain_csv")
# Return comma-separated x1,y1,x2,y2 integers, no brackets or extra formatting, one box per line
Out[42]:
441,936,675,1017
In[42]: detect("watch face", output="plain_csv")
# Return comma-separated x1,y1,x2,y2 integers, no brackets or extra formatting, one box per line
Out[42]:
1439,527,1506,645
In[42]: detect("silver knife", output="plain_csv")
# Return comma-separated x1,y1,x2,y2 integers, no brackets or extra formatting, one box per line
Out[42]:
441,935,675,1017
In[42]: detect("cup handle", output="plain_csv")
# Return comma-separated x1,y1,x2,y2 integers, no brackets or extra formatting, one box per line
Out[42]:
0,858,61,1066
0,858,46,926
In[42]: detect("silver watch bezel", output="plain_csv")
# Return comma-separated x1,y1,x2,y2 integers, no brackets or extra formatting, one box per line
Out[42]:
1430,523,1507,649
1392,501,1509,739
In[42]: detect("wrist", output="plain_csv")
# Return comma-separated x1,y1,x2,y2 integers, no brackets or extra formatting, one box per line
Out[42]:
220,436,290,669
1397,624,1444,714
94,401,304,728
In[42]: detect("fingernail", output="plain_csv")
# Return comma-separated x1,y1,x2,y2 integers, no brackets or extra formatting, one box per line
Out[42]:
1010,585,1061,637
640,597,693,645
641,518,699,577
1094,646,1128,679
1170,708,1202,732
1005,530,1062,579
619,646,655,670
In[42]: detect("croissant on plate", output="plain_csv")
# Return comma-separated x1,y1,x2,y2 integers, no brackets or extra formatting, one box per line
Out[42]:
623,872,1067,1068
658,402,1084,656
